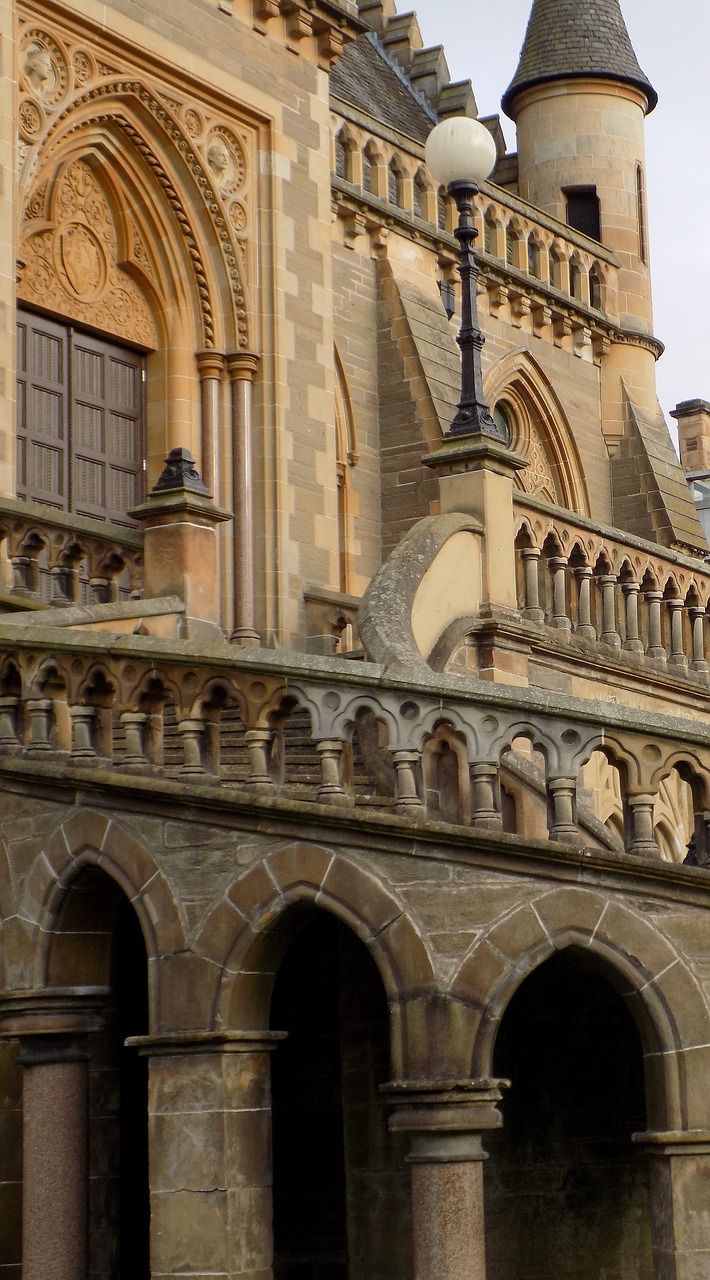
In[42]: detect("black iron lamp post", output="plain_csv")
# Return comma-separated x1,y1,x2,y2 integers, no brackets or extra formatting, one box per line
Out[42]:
425,118,510,444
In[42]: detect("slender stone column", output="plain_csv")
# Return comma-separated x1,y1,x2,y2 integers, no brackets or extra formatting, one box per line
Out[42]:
521,547,544,622
470,761,502,829
547,775,578,841
120,711,148,767
0,994,103,1280
622,581,644,652
0,694,20,751
196,352,225,499
392,749,424,811
645,590,666,659
243,727,274,788
177,718,207,776
25,697,53,753
634,1130,710,1280
626,793,658,856
599,573,621,647
70,706,96,759
128,1030,284,1280
315,738,350,805
387,1080,507,1280
667,599,689,670
228,353,260,646
689,607,708,673
574,565,596,638
548,556,571,631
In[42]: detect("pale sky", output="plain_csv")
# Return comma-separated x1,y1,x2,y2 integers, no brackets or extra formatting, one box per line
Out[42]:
410,0,710,431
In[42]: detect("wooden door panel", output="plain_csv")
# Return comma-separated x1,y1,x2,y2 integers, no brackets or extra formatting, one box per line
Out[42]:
17,313,69,509
16,311,145,523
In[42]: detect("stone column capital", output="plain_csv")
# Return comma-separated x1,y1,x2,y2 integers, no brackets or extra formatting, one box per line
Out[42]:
125,1029,286,1056
195,350,226,378
0,989,106,1063
226,351,260,381
633,1129,710,1156
384,1077,509,1140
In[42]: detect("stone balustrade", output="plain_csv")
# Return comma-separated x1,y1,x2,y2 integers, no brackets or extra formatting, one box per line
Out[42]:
332,166,618,349
0,498,144,607
514,496,710,675
1,619,710,868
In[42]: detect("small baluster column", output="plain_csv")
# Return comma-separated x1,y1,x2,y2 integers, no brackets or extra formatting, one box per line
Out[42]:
120,711,149,768
0,695,21,752
70,707,96,759
549,556,571,631
177,718,207,776
392,749,423,812
521,548,544,622
243,728,274,788
622,581,644,653
574,565,596,638
645,590,666,659
315,739,349,805
689,606,708,674
667,599,688,670
11,553,39,597
25,698,53,755
548,775,579,842
470,761,502,829
598,574,621,647
626,794,658,857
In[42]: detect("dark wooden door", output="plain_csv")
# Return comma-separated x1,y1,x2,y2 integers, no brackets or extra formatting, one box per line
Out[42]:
17,310,145,525
16,312,70,511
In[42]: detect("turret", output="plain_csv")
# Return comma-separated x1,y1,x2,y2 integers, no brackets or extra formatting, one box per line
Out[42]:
502,0,706,552
503,0,657,339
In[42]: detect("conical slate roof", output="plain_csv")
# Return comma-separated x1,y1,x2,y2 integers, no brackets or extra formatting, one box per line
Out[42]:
502,0,657,118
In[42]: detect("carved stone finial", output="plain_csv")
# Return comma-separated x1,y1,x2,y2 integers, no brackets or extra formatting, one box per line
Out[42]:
151,448,210,495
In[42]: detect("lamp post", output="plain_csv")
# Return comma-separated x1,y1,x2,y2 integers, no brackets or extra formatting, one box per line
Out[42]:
425,118,509,444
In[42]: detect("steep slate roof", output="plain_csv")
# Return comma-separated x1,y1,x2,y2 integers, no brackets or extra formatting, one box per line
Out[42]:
502,0,657,118
331,32,437,143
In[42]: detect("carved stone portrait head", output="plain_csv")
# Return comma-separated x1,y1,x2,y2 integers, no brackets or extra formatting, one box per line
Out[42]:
24,43,54,95
207,138,231,183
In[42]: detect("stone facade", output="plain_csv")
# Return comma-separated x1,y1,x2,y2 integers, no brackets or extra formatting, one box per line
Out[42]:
3,0,710,1278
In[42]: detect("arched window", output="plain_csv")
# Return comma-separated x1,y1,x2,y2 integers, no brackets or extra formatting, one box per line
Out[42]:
388,158,402,208
413,171,427,220
437,186,448,231
528,238,541,279
589,265,603,310
361,149,372,194
485,214,499,257
569,257,582,300
334,132,347,179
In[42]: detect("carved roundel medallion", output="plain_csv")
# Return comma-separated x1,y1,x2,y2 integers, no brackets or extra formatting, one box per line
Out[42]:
205,127,246,195
20,29,69,106
55,223,108,301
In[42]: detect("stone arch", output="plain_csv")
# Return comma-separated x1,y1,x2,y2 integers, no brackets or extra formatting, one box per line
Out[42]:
455,887,710,1130
16,44,258,495
205,844,437,1077
486,349,591,514
12,809,186,1021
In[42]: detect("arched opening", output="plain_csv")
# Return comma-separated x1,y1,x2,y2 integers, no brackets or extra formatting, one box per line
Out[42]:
485,949,653,1280
47,865,150,1277
269,909,411,1280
